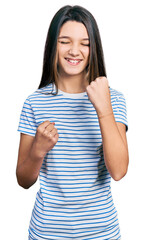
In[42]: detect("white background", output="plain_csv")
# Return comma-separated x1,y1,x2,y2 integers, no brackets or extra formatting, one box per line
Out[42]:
0,0,145,239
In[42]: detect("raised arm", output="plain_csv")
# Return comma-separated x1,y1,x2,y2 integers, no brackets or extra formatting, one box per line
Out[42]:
98,114,129,180
86,77,129,181
16,121,59,189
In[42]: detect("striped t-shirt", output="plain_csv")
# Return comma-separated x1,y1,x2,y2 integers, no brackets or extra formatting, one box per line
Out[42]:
18,83,128,240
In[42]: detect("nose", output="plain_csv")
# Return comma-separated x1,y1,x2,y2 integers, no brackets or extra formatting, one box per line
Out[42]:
68,44,80,56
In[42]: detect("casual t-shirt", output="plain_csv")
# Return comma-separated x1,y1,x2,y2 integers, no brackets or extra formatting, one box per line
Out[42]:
17,83,128,240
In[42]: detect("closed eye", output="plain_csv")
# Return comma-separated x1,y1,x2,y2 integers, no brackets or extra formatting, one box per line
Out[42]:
81,43,90,46
58,41,70,44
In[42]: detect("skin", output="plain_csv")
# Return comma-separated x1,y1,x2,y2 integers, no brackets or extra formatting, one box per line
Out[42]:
16,121,59,189
56,21,90,93
16,21,129,189
86,77,129,180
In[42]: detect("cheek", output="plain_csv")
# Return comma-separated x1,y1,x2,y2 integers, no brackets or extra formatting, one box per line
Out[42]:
58,45,69,56
82,48,90,60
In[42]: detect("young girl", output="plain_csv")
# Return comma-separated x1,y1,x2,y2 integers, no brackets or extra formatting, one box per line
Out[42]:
16,5,129,240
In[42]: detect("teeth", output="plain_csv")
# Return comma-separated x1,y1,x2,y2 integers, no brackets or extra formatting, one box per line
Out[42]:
67,59,80,64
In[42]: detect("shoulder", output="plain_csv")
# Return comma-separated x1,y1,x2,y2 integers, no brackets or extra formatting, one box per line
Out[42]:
109,88,128,118
25,83,55,103
109,87,124,99
109,87,126,104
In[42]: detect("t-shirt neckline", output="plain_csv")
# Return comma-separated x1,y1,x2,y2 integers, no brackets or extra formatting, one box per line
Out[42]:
53,83,86,98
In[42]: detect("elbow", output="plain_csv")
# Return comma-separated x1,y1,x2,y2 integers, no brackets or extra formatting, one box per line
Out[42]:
112,154,129,181
112,165,128,181
16,170,33,189
113,171,127,181
16,175,31,189
18,181,31,189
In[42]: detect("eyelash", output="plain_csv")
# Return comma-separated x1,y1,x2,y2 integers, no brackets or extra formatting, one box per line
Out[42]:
58,41,90,46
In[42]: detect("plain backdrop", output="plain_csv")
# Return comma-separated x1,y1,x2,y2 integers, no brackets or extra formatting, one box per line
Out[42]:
0,0,145,239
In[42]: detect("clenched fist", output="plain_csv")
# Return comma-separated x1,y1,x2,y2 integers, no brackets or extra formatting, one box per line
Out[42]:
86,77,113,117
32,120,59,158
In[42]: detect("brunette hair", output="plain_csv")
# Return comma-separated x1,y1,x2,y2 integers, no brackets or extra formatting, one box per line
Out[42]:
38,5,107,94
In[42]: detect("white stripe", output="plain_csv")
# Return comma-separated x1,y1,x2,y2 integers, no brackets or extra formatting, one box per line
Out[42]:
18,83,126,239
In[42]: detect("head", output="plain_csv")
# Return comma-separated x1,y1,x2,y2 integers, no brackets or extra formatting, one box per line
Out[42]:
57,20,90,83
38,5,107,94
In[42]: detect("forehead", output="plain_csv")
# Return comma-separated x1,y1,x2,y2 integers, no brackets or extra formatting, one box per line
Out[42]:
59,21,89,39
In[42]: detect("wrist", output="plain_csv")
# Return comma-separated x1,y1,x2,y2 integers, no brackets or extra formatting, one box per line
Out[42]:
98,111,114,119
30,141,46,160
94,102,113,117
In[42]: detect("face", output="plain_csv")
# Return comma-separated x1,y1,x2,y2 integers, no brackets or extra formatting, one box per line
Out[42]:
57,21,90,79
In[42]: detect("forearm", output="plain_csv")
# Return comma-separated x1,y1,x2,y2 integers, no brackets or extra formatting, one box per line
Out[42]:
98,112,129,181
16,147,44,189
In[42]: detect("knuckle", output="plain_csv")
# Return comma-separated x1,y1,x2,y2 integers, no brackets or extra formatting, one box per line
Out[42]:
43,130,49,137
86,85,89,91
91,80,95,85
102,76,107,82
48,131,53,138
98,77,102,82
37,125,43,134
52,137,57,143
44,120,50,124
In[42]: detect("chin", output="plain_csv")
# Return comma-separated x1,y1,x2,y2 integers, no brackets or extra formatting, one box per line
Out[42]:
63,68,86,77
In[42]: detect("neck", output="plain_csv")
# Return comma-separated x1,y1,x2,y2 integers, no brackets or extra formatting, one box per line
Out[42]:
56,74,89,93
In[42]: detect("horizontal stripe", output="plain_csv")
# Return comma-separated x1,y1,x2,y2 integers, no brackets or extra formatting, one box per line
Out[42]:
18,83,126,239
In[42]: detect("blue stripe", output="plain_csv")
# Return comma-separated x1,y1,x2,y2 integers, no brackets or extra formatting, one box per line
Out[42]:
18,83,126,239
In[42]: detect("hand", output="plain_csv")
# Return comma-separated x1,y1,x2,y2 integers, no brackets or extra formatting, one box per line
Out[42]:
32,120,59,158
86,77,113,117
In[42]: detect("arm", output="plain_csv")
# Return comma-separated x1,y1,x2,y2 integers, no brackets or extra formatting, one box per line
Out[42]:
16,121,59,189
86,77,129,181
16,133,43,189
98,114,129,180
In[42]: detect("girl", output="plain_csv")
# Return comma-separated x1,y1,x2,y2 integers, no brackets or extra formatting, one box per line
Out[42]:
16,5,129,240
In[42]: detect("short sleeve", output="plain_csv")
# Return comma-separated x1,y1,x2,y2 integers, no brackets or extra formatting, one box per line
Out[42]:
113,93,128,132
17,97,37,136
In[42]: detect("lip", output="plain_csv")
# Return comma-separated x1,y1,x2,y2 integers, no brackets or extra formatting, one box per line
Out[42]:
65,58,82,66
65,58,82,61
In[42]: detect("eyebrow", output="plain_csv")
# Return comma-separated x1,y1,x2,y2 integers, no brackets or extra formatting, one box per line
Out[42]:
58,36,90,41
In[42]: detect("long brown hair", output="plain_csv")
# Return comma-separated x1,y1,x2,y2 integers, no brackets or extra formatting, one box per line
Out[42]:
38,5,107,95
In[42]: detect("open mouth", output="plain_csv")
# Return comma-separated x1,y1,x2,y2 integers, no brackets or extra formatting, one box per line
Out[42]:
65,58,82,66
